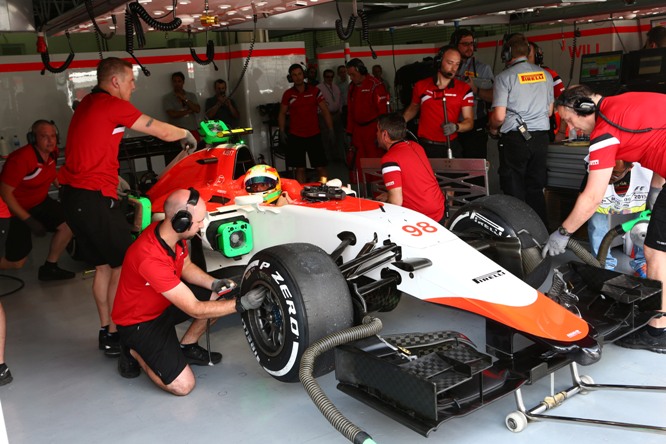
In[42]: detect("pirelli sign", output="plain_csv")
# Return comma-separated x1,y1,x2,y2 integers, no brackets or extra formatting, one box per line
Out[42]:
518,71,546,84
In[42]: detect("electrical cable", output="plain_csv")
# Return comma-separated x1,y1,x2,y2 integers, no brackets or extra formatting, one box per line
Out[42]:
0,275,24,298
334,0,357,41
38,30,75,75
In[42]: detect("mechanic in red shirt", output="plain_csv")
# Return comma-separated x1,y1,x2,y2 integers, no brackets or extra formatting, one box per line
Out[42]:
112,188,266,395
376,113,446,224
278,64,334,184
403,45,474,159
543,85,666,353
346,58,390,183
0,120,74,280
58,57,199,358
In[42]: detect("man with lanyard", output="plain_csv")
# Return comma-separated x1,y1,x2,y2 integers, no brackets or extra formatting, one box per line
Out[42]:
543,84,666,353
204,79,240,129
0,120,74,280
345,58,390,183
376,113,446,225
403,45,474,159
317,69,343,161
489,33,553,225
451,28,495,159
112,188,266,395
59,57,198,358
278,64,334,184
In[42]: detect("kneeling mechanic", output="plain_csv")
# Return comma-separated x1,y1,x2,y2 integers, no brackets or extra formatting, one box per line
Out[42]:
111,188,266,396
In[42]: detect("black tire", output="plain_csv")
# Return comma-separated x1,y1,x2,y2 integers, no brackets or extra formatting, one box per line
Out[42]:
446,195,552,289
240,243,354,382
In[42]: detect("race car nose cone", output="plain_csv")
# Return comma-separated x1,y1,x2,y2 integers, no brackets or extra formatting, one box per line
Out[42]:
572,336,602,366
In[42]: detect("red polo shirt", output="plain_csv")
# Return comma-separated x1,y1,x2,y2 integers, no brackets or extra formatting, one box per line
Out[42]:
0,144,58,210
112,222,187,326
411,77,473,142
347,75,389,133
59,87,142,198
281,84,324,138
381,140,445,222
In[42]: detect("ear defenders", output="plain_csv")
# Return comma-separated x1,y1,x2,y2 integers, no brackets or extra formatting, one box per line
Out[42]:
171,187,200,233
27,120,60,146
571,97,597,116
529,41,544,65
501,33,518,63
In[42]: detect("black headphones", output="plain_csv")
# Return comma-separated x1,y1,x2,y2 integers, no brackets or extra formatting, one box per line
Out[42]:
346,58,368,75
286,63,305,83
501,33,519,63
433,45,447,71
27,120,60,146
529,41,544,65
171,187,200,233
449,29,476,51
571,97,597,116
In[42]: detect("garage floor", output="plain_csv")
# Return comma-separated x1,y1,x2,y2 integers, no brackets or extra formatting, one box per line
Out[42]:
0,236,665,444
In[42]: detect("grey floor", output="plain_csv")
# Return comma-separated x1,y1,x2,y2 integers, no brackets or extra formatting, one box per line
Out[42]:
1,231,666,444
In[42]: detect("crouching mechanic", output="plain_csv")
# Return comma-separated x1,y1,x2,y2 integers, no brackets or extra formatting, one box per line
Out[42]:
111,188,266,395
542,85,666,353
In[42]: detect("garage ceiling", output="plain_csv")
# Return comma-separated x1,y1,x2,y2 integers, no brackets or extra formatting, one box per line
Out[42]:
31,0,666,35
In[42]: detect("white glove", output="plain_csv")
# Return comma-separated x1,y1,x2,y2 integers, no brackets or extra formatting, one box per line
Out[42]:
442,123,459,137
647,186,661,210
542,229,571,258
236,287,268,313
180,131,197,151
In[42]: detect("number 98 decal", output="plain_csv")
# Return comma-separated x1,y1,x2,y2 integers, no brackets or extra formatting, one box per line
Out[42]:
402,222,438,236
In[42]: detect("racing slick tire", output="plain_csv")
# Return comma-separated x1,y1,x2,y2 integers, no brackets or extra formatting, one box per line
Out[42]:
446,195,552,289
240,243,354,383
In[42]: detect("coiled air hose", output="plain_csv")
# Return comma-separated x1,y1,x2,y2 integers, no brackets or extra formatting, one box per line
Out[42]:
187,26,218,70
335,0,357,41
358,10,377,59
38,31,75,75
128,1,182,32
299,316,382,444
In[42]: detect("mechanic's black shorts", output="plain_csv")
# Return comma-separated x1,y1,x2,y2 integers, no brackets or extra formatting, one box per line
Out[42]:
0,218,8,258
116,283,212,386
60,186,132,268
5,197,66,262
645,186,666,252
286,133,327,169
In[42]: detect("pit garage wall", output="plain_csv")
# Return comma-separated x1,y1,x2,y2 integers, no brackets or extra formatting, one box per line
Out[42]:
0,41,306,174
0,19,654,170
314,19,652,113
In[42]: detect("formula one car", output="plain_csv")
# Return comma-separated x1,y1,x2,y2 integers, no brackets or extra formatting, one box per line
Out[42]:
145,141,661,437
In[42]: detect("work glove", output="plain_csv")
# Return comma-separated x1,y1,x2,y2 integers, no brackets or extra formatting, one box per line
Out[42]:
441,123,459,137
647,186,662,210
279,130,288,146
236,287,268,313
542,229,571,258
179,131,197,151
24,216,47,237
211,278,237,299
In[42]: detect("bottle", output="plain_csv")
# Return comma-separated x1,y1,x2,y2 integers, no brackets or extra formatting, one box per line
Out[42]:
568,127,577,141
0,137,8,157
12,135,20,150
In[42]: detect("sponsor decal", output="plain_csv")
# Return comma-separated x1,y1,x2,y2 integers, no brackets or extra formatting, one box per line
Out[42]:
589,159,599,166
472,269,506,284
567,329,582,338
469,211,506,237
386,180,395,187
518,71,546,84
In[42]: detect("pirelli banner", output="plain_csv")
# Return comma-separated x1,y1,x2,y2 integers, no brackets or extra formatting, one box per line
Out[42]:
518,71,548,84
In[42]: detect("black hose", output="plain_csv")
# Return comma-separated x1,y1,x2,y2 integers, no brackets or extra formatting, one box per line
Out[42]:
125,5,151,77
299,317,381,444
358,10,377,59
85,0,116,41
187,26,218,70
566,237,601,267
334,0,356,41
596,225,625,269
226,15,257,100
39,31,75,75
0,275,24,297
128,1,182,32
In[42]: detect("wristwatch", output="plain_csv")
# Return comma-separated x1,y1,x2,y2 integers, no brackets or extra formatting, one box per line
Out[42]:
557,226,572,237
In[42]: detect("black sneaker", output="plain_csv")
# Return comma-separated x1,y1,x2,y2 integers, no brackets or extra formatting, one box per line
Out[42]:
0,364,12,386
615,328,666,354
118,344,140,379
181,343,222,366
38,264,75,281
100,331,121,357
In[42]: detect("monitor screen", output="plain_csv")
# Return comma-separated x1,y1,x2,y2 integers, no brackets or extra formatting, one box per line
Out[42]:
579,51,623,83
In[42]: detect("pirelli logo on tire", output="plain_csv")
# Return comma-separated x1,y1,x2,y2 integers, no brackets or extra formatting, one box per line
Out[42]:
517,71,546,84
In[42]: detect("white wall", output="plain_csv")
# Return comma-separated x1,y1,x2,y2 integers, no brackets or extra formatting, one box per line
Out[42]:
0,42,306,169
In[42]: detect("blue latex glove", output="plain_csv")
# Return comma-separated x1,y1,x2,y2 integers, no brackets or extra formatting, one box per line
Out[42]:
542,230,570,258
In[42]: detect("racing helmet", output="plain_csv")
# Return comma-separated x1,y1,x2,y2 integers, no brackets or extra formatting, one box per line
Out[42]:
244,164,282,204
